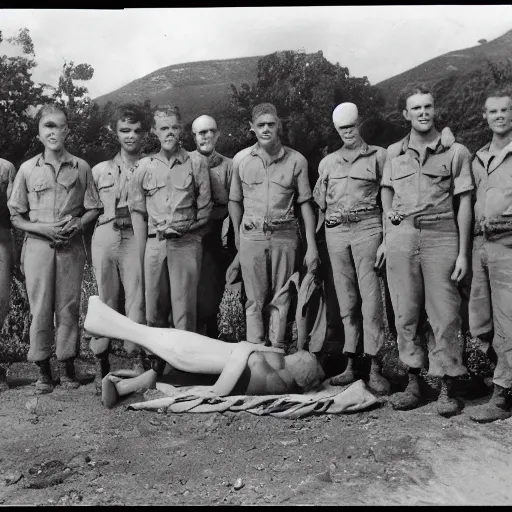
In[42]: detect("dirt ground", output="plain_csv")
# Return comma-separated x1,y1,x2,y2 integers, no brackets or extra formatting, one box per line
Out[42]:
1,356,512,506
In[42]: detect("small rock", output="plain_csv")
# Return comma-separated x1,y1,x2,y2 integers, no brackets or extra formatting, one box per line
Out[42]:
5,471,23,486
25,397,38,413
96,488,104,493
233,478,244,491
183,490,190,496
278,438,299,447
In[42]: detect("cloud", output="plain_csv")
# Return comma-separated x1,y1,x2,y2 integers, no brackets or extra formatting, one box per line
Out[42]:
1,6,511,98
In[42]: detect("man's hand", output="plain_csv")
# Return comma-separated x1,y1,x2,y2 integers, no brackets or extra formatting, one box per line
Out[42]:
374,242,386,270
304,246,320,273
451,254,468,283
36,219,72,245
234,233,240,251
59,217,83,238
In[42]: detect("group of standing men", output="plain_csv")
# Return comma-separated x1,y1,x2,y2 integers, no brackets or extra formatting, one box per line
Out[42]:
1,81,512,424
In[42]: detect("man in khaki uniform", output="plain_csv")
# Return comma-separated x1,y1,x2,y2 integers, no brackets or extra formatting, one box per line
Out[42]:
8,104,101,394
313,103,389,395
468,87,512,423
190,115,233,338
381,84,473,417
89,104,148,392
129,105,212,371
229,103,319,347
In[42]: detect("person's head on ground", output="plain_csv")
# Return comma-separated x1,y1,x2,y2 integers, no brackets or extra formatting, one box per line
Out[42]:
399,82,435,135
36,103,69,153
111,103,149,156
284,350,326,393
483,86,512,139
249,103,282,151
192,115,220,156
332,102,363,150
151,105,182,155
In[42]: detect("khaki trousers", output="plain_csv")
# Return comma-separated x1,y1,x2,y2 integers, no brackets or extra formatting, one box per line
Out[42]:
24,235,85,362
90,222,144,355
144,232,203,332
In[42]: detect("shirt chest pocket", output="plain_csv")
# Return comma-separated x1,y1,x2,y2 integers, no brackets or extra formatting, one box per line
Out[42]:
326,168,348,198
391,160,417,190
241,169,264,192
173,171,193,191
270,170,294,190
143,173,167,197
421,164,451,191
56,167,79,192
350,165,377,182
97,172,116,191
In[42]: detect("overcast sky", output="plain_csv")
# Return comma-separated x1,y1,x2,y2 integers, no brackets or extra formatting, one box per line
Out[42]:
1,6,512,99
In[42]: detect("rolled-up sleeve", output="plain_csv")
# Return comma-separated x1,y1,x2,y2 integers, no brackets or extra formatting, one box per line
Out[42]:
375,148,387,182
295,155,312,204
452,144,474,196
313,157,328,211
128,161,148,217
229,157,243,203
83,163,102,211
193,156,213,222
381,153,394,189
8,164,29,217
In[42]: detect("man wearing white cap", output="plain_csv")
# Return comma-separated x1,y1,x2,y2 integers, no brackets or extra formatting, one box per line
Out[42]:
381,83,473,417
313,102,390,395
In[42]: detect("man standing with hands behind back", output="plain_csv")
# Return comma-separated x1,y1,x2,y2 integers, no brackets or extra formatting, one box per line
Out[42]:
8,103,101,394
229,103,319,348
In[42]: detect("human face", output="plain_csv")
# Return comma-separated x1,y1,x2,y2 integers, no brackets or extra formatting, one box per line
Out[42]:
335,122,362,149
117,119,144,155
483,96,512,136
403,93,435,133
38,112,69,152
152,114,182,153
250,114,279,148
193,118,219,155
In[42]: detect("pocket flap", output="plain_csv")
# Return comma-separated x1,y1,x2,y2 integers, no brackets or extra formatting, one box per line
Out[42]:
421,165,451,178
97,172,116,190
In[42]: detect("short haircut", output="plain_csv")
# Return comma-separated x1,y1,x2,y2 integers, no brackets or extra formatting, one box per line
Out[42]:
36,103,68,125
110,103,149,132
397,82,434,112
483,86,512,111
251,102,279,122
152,105,182,126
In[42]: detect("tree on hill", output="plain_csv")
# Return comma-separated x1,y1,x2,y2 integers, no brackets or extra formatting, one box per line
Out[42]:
224,50,387,180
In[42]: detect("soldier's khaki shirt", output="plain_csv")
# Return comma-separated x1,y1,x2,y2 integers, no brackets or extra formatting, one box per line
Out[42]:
189,150,232,221
128,147,212,236
0,158,16,228
313,143,386,216
472,140,512,234
381,132,473,214
229,144,312,230
92,153,137,226
8,152,100,223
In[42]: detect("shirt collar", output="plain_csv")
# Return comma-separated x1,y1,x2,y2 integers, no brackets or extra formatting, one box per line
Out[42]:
336,142,376,163
475,139,512,172
113,152,139,172
36,151,76,168
152,146,189,167
404,130,443,154
251,143,286,163
196,149,222,168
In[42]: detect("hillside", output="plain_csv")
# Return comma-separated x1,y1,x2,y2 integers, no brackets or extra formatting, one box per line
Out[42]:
93,56,261,121
376,29,512,111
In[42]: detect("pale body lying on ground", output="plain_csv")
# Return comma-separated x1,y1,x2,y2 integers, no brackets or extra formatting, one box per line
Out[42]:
84,296,325,397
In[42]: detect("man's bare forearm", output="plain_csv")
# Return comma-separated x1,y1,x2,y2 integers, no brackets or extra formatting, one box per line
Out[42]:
456,192,472,257
228,200,243,247
300,201,318,251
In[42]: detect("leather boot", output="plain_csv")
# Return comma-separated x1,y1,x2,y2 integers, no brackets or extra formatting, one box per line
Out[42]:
436,376,463,417
469,384,512,423
367,357,391,396
330,355,357,386
389,371,423,410
94,354,110,395
35,359,54,395
58,359,80,389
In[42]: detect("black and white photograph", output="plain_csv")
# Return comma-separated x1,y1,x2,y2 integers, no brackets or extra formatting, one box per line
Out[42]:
1,5,512,505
